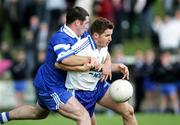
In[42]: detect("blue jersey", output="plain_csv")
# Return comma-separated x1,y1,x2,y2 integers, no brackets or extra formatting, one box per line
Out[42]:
33,25,93,93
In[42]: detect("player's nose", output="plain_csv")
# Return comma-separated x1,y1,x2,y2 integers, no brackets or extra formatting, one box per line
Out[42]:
108,37,112,43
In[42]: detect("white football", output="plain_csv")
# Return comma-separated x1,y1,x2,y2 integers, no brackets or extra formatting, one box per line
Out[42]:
109,79,133,102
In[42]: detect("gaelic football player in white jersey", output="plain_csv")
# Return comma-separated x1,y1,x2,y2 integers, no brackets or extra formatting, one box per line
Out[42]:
55,17,138,125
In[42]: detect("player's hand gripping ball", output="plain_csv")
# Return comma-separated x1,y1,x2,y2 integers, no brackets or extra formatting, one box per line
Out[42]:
109,79,133,102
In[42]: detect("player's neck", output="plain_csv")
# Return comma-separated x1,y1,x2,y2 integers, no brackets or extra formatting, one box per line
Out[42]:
97,47,102,51
67,24,80,37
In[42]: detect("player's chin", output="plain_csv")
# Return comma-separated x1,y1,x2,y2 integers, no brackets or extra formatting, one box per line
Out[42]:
102,43,109,47
102,44,108,47
99,44,106,48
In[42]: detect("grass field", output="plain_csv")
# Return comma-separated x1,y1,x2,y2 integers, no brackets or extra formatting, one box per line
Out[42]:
5,113,180,125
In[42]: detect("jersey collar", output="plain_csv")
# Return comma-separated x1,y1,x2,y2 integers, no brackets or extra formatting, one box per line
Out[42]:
88,35,97,50
63,24,79,39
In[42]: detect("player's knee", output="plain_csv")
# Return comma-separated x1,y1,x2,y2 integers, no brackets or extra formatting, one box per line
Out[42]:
127,105,135,116
121,105,135,119
36,113,48,119
32,110,48,119
76,108,90,121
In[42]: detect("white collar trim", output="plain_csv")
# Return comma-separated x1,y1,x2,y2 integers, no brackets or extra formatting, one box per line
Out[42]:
63,24,79,39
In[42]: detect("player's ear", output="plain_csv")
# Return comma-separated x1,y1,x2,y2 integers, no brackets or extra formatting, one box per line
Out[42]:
75,20,80,26
94,33,99,38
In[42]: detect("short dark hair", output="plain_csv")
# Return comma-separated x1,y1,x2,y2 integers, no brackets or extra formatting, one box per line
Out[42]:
90,17,114,35
66,6,89,25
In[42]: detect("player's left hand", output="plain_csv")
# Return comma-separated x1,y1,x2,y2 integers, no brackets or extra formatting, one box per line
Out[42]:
99,62,112,82
118,64,129,80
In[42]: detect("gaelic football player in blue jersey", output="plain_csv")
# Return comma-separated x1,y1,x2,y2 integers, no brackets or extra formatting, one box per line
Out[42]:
0,7,98,125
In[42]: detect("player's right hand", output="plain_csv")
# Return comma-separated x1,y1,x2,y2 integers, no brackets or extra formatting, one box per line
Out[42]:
80,63,93,71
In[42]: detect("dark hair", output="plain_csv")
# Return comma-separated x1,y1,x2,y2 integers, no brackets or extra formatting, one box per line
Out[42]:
66,6,89,25
90,17,114,35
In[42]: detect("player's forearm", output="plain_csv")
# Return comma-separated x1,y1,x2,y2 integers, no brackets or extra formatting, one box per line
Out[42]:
104,52,111,64
55,62,90,71
61,55,90,66
103,52,112,70
111,63,129,79
111,63,123,72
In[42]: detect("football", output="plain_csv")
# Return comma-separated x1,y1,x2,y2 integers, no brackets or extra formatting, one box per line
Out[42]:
109,79,133,102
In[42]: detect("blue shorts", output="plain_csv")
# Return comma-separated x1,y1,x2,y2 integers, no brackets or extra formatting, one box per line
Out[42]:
33,68,73,111
74,81,110,117
34,83,72,111
13,80,27,92
160,83,177,95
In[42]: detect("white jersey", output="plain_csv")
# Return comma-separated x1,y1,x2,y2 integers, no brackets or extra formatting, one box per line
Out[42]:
65,36,108,91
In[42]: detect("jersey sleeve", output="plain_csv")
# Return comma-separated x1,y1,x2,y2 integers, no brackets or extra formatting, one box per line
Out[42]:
51,33,76,63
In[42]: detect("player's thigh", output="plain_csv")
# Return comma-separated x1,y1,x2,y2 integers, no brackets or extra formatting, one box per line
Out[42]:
57,96,88,120
97,88,131,113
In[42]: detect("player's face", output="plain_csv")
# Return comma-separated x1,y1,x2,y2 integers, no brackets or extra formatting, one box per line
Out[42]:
77,16,89,36
96,29,113,48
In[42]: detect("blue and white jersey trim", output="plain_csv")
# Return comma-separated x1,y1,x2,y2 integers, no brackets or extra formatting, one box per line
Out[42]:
103,81,110,88
54,43,74,62
56,49,75,62
50,93,65,109
74,40,90,54
88,35,96,50
54,44,71,51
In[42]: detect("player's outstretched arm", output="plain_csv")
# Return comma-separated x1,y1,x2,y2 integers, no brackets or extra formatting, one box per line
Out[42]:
111,63,129,80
